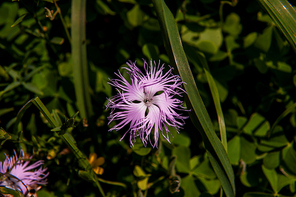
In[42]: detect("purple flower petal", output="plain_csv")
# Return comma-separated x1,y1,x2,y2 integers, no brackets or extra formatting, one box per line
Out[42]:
0,150,49,195
106,59,189,148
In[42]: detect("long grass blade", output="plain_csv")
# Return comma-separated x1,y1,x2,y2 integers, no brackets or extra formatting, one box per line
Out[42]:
257,0,296,52
196,52,227,152
152,1,235,196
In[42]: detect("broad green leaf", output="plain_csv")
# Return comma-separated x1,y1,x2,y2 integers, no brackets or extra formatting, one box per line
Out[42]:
222,13,242,35
225,35,240,52
243,113,269,137
79,170,95,182
243,32,258,48
182,27,222,54
142,43,159,60
181,175,201,197
89,63,112,97
254,26,273,52
240,137,257,164
171,133,191,147
191,156,216,179
127,4,146,27
283,144,296,175
258,132,288,152
209,50,228,62
227,136,240,165
96,0,116,15
172,146,191,173
132,140,151,156
58,62,73,76
237,117,247,129
152,1,235,196
256,0,296,52
277,174,295,193
11,13,27,27
262,165,278,193
263,151,280,169
0,5,9,25
254,58,268,74
133,166,150,190
133,165,148,177
198,177,221,195
240,168,261,187
169,125,191,147
137,177,149,190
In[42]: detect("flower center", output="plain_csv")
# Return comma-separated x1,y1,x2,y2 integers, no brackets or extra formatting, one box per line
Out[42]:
144,97,153,107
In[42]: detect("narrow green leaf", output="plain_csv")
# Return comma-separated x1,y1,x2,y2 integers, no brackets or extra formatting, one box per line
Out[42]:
22,82,43,95
13,98,33,133
196,52,227,152
0,81,21,98
0,107,14,116
23,64,48,81
256,0,296,52
31,97,58,128
52,109,62,126
29,97,104,196
269,102,296,136
50,37,65,45
11,13,27,27
0,187,24,197
152,1,235,196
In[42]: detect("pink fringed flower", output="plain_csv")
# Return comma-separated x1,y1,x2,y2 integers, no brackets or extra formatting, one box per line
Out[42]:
106,59,188,148
0,149,49,195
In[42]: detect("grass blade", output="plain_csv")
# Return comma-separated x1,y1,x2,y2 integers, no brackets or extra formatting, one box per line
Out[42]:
257,0,296,52
152,1,235,196
196,52,227,152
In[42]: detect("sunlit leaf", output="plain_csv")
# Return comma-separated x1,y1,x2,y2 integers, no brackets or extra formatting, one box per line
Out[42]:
11,13,27,27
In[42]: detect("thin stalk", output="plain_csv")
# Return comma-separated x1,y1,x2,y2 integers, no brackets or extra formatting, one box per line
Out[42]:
96,177,127,188
71,0,94,119
30,97,105,196
53,0,72,44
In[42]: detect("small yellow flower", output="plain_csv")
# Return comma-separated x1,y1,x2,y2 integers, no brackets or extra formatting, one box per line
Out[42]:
88,153,105,175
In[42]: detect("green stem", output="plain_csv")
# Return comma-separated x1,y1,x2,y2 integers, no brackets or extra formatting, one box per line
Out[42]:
61,132,106,196
30,97,104,196
53,0,72,44
96,177,127,188
71,0,94,119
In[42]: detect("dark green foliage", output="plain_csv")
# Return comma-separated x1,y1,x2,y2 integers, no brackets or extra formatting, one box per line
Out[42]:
1,0,296,197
